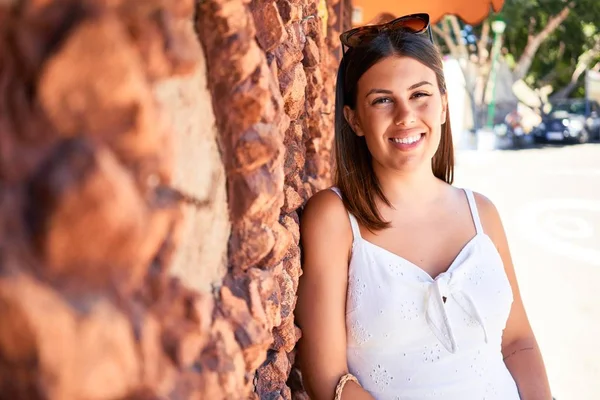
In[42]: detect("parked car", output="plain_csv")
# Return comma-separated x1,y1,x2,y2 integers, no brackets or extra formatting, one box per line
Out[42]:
533,99,600,144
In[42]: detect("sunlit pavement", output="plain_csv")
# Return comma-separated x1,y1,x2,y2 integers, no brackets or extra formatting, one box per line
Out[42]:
454,143,600,400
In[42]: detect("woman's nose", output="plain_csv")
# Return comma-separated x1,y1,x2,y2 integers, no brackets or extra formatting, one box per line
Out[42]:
394,101,416,126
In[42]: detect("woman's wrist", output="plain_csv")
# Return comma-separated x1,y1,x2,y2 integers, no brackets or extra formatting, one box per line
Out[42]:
334,373,359,400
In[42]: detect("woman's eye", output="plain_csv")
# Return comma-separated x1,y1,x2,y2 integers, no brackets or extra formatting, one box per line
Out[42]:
372,97,392,105
412,92,431,99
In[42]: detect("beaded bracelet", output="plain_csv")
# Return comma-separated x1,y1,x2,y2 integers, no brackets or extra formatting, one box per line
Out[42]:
334,373,360,400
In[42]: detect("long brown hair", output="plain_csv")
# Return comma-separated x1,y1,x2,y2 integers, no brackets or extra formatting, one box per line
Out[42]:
334,30,454,231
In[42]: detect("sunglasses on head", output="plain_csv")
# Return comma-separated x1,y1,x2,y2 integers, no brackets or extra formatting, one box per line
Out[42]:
339,13,432,55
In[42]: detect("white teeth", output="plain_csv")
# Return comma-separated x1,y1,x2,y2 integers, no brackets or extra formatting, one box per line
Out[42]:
391,134,422,144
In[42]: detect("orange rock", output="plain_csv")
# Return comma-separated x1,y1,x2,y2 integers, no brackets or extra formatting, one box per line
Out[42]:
261,222,293,269
273,23,306,73
302,37,320,68
27,140,149,290
234,124,282,173
280,213,300,246
0,273,140,399
284,121,304,146
255,350,291,396
283,186,304,214
280,63,307,120
272,316,298,353
251,1,289,52
230,221,276,270
276,0,304,25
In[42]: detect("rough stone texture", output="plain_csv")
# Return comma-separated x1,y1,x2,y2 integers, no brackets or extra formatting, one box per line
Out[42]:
0,0,221,399
0,0,346,398
154,34,230,294
251,1,289,52
197,0,342,397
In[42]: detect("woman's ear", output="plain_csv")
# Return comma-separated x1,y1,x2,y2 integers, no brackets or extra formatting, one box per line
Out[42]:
441,94,448,125
343,105,364,136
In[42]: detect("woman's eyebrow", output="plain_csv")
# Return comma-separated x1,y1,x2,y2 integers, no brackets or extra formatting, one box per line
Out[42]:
408,81,433,90
365,88,393,97
365,81,433,98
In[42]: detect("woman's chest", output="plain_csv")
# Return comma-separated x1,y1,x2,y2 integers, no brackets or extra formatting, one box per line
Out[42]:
359,216,478,279
346,238,514,349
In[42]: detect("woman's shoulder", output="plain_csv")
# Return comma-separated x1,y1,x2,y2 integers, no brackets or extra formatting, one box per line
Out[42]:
464,188,505,240
451,186,496,213
302,187,348,223
469,190,501,220
300,187,352,236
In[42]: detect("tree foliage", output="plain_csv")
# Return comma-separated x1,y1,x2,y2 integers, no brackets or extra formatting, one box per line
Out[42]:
500,0,600,96
434,0,600,129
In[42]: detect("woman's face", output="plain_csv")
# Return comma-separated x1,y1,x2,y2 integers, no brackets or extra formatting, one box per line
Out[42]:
345,55,447,173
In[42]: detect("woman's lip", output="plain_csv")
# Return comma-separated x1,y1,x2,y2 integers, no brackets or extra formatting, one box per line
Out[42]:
388,133,425,150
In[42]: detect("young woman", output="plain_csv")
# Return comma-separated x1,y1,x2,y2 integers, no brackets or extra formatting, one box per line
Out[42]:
295,14,551,400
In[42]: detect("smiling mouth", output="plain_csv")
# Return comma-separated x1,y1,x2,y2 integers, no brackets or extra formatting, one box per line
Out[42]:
389,133,425,145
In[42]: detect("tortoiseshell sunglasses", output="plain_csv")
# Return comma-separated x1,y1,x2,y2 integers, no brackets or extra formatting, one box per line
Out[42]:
339,13,432,55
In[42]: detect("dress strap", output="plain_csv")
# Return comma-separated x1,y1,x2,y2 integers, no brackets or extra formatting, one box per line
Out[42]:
330,187,362,240
463,189,483,234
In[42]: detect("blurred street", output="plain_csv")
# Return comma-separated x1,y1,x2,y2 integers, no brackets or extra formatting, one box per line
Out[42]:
455,143,600,400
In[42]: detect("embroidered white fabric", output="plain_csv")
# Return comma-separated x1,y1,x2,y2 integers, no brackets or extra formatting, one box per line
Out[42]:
331,187,520,400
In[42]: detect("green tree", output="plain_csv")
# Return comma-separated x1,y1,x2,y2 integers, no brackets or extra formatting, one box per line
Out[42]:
549,26,599,99
434,0,600,129
501,0,600,95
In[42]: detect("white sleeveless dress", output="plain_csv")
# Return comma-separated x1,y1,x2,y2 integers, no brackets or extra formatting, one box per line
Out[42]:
331,187,520,400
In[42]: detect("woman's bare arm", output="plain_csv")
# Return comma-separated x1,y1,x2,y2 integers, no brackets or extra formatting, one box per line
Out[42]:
295,190,375,400
476,193,552,400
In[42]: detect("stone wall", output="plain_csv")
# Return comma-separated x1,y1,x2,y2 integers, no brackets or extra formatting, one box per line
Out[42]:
0,1,209,398
197,0,343,397
0,0,345,398
154,39,230,295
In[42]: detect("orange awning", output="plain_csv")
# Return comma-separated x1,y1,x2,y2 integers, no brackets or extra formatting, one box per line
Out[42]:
351,0,504,26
